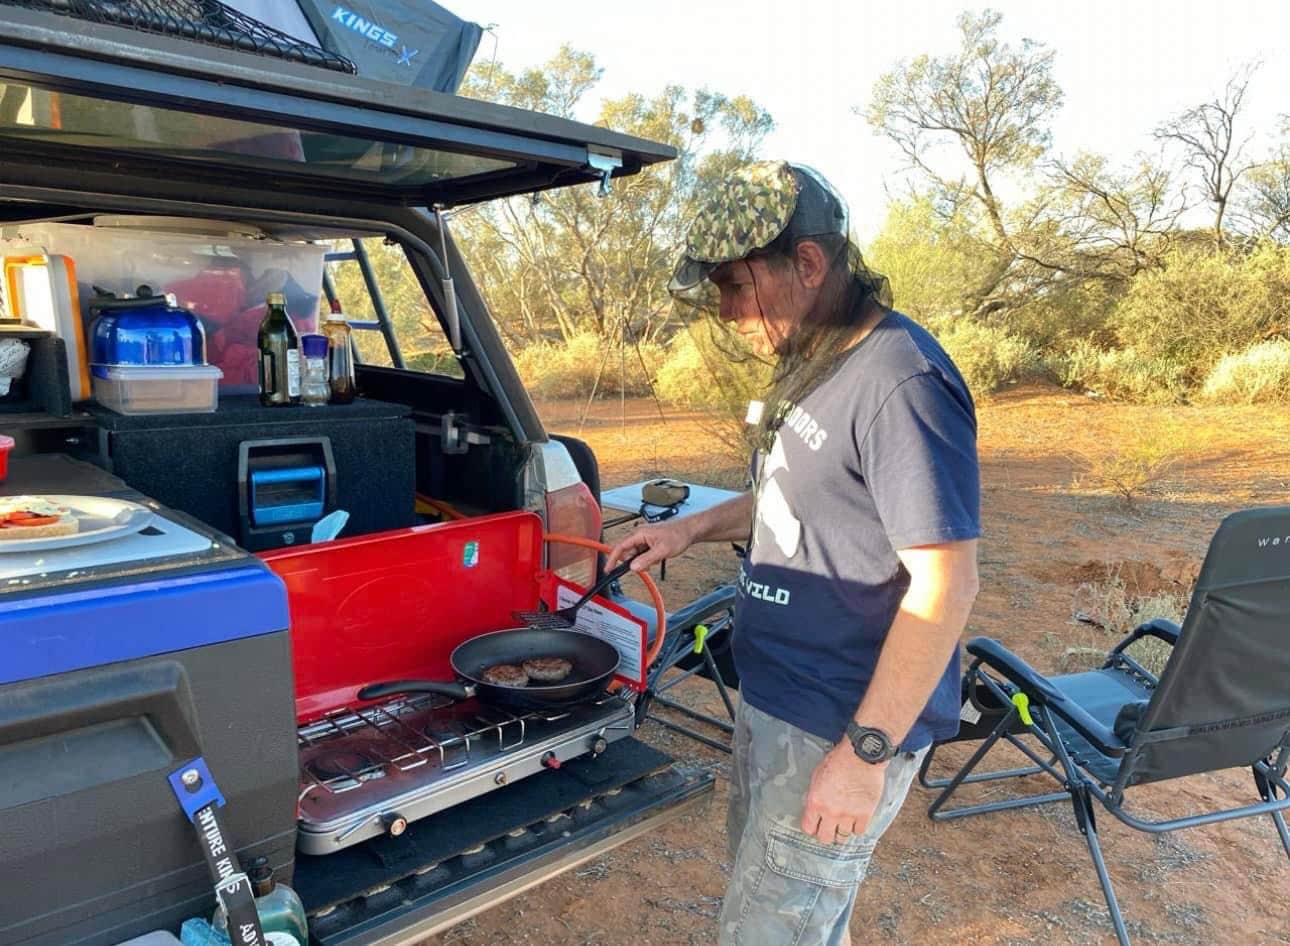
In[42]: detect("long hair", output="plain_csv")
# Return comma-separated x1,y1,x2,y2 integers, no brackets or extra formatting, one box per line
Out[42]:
750,231,892,449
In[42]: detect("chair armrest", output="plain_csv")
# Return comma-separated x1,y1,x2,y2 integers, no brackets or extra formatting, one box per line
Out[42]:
965,638,1063,701
966,637,1128,757
1112,617,1180,655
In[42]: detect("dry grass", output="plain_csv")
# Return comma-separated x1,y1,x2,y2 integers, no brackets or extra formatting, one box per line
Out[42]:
1062,433,1181,508
1067,422,1194,508
1066,569,1190,675
1199,338,1290,405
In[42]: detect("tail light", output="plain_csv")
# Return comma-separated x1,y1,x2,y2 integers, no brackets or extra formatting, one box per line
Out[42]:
544,481,601,587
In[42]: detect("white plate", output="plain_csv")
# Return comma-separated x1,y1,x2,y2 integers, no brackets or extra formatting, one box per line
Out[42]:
0,495,155,553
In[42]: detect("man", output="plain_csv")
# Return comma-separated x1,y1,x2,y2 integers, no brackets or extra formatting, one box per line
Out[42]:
607,161,980,946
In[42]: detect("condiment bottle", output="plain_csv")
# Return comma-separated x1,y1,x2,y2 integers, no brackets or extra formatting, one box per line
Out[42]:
300,334,330,407
257,293,300,407
322,300,356,404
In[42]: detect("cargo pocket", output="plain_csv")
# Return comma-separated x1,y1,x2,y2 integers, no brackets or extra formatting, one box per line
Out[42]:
764,827,875,889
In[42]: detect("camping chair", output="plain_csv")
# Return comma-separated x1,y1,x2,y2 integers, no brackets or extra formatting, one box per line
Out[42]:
920,506,1290,946
614,583,739,753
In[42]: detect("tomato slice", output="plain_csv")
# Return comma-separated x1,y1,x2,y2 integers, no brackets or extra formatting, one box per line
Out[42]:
0,513,60,527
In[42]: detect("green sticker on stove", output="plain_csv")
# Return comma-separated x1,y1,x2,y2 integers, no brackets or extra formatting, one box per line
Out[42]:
463,541,480,568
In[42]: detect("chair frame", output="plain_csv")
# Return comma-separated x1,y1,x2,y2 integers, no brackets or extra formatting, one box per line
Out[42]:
637,584,739,753
921,620,1290,946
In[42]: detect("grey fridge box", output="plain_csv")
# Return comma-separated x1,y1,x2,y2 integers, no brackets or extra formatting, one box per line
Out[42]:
0,491,300,946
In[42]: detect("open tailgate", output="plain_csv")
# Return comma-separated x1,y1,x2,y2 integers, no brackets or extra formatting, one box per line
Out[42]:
0,5,674,209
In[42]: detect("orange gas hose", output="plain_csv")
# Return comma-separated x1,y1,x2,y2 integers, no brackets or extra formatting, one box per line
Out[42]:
541,532,668,669
416,493,467,520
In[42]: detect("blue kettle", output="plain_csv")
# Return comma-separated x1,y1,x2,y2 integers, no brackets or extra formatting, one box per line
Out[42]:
89,284,207,367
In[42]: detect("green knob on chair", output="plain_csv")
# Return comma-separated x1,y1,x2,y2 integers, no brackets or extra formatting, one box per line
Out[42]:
1011,692,1034,727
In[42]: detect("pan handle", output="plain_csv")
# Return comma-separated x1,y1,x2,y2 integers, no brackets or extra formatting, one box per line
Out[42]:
357,680,473,701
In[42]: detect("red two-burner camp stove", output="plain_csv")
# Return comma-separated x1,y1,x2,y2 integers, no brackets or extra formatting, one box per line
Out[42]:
260,512,657,855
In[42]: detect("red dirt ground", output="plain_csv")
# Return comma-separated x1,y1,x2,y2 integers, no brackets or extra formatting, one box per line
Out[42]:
427,386,1290,946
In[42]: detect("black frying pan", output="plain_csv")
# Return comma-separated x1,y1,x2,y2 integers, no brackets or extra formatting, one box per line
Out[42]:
355,626,621,711
358,556,638,711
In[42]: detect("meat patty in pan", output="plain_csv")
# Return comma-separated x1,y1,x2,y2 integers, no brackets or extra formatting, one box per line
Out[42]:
522,656,574,682
481,664,530,687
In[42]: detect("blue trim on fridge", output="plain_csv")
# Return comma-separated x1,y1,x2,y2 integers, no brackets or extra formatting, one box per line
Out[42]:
0,565,290,685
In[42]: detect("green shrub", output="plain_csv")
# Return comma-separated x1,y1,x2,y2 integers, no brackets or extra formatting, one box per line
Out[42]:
652,330,711,409
1055,341,1189,404
1110,242,1290,386
1199,339,1290,404
654,325,773,453
935,319,1038,395
404,349,464,378
509,331,665,400
1069,428,1182,508
1005,281,1118,353
655,325,771,408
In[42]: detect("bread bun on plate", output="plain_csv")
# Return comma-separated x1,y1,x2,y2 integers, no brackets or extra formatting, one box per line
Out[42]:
0,496,79,540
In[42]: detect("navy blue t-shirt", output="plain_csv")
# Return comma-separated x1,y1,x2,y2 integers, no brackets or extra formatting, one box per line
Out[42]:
733,311,980,751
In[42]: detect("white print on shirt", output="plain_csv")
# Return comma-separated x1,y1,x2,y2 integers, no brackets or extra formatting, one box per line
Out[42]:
738,567,791,605
781,402,828,451
755,434,801,559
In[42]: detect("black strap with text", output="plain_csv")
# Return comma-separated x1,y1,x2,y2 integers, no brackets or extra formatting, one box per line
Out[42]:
168,758,266,946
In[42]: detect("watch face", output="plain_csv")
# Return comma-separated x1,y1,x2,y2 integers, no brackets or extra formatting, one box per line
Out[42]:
858,732,886,758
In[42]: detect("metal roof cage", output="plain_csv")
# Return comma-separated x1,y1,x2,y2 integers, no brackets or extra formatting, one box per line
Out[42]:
0,0,357,73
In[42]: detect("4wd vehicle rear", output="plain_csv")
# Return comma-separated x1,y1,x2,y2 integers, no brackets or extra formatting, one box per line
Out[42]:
0,7,715,945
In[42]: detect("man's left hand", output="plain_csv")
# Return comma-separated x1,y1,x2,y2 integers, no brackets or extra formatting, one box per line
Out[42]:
800,745,886,844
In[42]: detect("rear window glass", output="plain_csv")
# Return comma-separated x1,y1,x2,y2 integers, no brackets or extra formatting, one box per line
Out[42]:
326,238,463,378
0,82,515,188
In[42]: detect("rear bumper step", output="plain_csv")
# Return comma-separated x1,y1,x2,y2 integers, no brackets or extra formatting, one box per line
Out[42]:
299,739,716,945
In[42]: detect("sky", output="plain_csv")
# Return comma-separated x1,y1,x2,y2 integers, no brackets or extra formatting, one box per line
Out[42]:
464,0,1290,243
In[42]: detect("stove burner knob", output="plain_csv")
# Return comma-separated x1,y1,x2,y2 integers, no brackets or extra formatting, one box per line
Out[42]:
494,772,509,786
589,736,609,756
541,752,562,770
382,813,409,837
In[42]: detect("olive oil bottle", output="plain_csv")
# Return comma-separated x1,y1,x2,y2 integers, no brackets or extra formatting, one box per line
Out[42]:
257,292,300,406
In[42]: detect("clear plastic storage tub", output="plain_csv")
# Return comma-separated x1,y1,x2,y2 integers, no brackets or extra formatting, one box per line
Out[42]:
2,221,325,393
91,364,223,415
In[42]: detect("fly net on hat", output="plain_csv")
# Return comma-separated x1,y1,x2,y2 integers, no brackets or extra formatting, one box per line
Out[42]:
669,160,892,446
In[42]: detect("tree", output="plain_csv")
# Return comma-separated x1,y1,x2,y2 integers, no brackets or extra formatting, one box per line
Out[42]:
864,196,992,324
865,10,1061,247
329,238,460,374
863,9,1063,317
1031,153,1187,281
1239,119,1290,243
454,46,773,346
1242,154,1290,243
1155,64,1259,248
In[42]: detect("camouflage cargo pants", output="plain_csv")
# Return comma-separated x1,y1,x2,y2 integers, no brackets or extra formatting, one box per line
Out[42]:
718,700,926,946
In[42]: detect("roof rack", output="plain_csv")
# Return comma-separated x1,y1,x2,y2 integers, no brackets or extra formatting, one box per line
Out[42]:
0,0,356,74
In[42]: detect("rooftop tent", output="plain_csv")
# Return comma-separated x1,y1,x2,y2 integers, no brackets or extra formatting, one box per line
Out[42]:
218,0,323,46
292,0,483,92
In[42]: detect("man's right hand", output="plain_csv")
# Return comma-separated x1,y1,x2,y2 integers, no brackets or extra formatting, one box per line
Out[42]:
605,519,698,573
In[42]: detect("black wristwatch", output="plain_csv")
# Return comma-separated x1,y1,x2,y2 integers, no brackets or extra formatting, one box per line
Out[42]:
845,722,896,764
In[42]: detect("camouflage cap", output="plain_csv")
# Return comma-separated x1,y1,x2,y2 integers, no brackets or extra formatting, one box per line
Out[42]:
669,160,800,292
670,161,852,294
